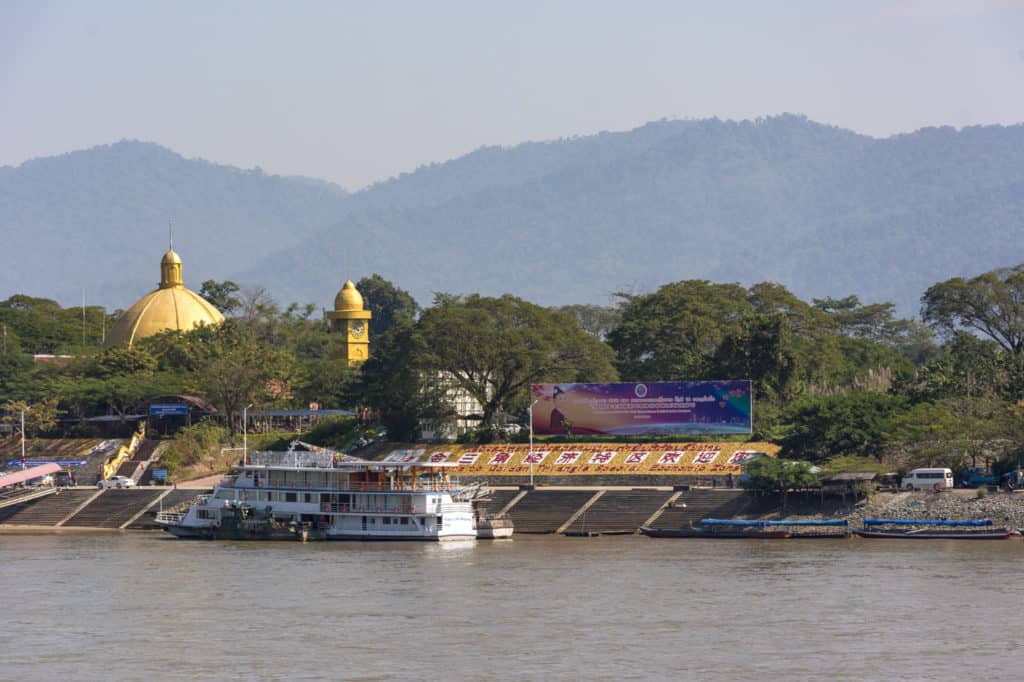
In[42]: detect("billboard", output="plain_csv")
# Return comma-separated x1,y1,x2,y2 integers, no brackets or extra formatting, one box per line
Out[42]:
530,381,752,436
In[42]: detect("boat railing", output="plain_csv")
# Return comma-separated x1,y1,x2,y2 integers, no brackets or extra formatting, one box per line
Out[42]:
155,510,185,525
248,451,336,468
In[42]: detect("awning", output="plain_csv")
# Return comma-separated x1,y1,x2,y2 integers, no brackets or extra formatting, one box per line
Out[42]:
0,462,63,488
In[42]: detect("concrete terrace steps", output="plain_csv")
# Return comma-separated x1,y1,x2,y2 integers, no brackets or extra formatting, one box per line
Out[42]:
563,490,676,534
503,490,598,533
127,489,210,529
648,489,750,530
1,489,99,526
63,489,165,528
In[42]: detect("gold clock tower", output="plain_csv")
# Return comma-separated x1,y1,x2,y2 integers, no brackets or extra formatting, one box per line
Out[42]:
325,279,372,366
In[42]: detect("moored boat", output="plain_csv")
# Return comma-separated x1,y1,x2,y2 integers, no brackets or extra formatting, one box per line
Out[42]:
159,442,476,541
852,518,1013,539
641,518,792,539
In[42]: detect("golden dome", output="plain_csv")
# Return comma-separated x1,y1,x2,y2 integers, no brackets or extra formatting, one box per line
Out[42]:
334,280,364,311
106,248,224,347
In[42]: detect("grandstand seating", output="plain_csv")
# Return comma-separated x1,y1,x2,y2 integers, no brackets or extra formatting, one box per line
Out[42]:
63,489,164,528
1,489,98,526
648,489,750,529
503,490,595,533
562,489,675,534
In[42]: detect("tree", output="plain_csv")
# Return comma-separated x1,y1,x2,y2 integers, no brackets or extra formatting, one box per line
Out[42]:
2,398,59,438
608,280,750,380
780,392,907,463
356,274,419,338
884,402,965,470
416,295,618,430
740,457,818,511
922,264,1024,355
199,280,242,315
552,304,622,340
186,321,297,435
355,322,447,441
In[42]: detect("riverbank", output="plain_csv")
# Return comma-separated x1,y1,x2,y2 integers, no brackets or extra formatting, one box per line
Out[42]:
845,489,1024,527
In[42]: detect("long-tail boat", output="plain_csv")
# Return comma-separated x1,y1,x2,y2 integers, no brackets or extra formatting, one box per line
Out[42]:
852,518,1014,539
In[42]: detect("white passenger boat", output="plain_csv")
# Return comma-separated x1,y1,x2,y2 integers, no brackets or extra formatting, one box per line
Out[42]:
158,444,476,541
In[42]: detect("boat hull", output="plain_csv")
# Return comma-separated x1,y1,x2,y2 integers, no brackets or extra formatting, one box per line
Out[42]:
640,527,792,539
852,529,1013,539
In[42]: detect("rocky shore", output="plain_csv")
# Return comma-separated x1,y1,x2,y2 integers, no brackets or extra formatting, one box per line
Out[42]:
844,489,1024,528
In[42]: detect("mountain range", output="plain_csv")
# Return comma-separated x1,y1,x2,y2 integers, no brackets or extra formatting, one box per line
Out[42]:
3,114,1024,316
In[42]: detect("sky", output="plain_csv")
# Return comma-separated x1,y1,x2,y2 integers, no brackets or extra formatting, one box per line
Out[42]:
3,0,1024,190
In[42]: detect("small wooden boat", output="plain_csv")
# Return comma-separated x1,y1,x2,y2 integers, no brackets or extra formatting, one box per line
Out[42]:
852,518,1013,540
640,518,818,539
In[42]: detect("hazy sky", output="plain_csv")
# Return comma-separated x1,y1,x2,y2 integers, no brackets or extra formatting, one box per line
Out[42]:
3,1,1024,190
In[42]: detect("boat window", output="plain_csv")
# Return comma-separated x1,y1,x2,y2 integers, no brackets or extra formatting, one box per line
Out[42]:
214,489,234,500
383,517,391,525
285,492,297,502
304,493,314,503
400,517,409,525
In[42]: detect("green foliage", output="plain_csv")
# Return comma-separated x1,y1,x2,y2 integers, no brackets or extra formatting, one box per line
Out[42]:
741,458,818,493
922,264,1024,355
609,280,750,381
780,392,908,463
159,421,229,474
820,454,890,476
1,398,60,437
199,280,242,315
356,274,419,338
416,294,617,428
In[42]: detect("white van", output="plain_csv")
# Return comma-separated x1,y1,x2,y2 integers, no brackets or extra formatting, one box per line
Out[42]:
901,468,954,491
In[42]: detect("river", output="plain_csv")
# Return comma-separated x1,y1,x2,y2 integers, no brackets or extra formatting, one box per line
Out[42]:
2,532,1020,681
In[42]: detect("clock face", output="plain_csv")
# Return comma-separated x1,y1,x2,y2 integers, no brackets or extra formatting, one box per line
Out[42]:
351,321,365,338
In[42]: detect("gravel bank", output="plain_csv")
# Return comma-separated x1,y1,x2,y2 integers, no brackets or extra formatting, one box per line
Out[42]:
845,489,1024,528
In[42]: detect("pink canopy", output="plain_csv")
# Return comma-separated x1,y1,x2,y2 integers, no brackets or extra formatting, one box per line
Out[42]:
0,462,62,488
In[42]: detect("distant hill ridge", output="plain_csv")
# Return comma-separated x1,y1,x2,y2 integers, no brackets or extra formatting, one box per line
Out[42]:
3,115,1023,315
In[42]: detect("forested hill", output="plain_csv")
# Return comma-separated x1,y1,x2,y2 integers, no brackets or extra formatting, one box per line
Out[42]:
0,141,349,309
240,115,1024,314
5,116,1024,314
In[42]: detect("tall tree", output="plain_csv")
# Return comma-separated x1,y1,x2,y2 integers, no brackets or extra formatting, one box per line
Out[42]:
922,264,1024,355
199,280,242,315
608,280,750,381
356,274,420,338
416,295,617,429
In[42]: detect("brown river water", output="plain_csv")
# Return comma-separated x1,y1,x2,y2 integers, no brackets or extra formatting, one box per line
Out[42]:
2,532,1020,681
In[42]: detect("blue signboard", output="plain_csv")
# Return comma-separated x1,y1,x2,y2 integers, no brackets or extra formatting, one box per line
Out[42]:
149,403,189,416
152,469,168,479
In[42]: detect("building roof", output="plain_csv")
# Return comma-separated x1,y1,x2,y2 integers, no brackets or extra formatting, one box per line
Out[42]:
105,246,224,347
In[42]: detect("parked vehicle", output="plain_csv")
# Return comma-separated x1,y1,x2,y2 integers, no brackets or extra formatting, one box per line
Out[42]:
97,476,136,489
901,468,954,490
960,467,1000,488
1002,469,1024,491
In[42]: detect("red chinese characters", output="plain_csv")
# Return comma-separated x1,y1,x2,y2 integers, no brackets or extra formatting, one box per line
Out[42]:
458,452,480,465
554,451,582,465
523,450,549,465
624,451,650,465
428,452,451,463
656,451,684,465
588,451,616,465
489,451,514,465
693,450,720,465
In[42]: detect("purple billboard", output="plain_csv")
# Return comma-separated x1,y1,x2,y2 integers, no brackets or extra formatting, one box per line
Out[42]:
530,381,752,436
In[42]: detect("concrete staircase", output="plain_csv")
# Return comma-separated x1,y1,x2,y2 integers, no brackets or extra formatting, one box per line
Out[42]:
1,490,99,526
647,489,751,529
562,490,676,534
63,489,164,528
126,489,210,529
504,490,597,533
